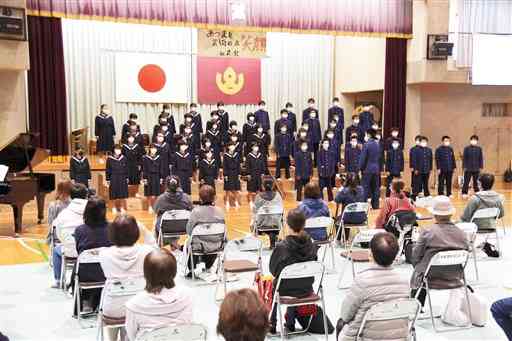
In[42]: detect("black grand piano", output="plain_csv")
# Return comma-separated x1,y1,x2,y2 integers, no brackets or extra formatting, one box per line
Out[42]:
0,133,56,235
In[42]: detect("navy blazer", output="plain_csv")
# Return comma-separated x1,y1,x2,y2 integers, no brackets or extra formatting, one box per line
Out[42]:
328,106,344,128
414,146,433,174
274,132,293,157
305,118,322,144
409,145,420,169
386,147,405,175
463,145,483,172
358,111,374,134
317,148,336,178
435,145,456,172
359,139,381,174
254,109,270,131
345,125,364,144
344,145,362,173
295,151,313,179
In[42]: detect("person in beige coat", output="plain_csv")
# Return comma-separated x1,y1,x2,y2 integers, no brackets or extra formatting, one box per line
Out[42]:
337,232,410,341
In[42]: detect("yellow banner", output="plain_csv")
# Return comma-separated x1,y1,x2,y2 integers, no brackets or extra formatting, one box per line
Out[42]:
197,29,267,58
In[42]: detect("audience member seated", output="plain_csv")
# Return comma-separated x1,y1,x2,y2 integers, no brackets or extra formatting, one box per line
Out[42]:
99,215,157,341
334,173,367,241
410,196,469,307
460,173,505,257
268,208,318,333
336,232,410,340
185,185,225,277
125,249,193,341
297,182,331,219
51,183,89,288
217,288,269,341
47,180,72,241
374,178,415,232
153,176,193,249
251,175,284,248
491,297,512,340
73,197,113,313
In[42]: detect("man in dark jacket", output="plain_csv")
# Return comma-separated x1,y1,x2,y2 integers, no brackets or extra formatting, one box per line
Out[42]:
435,136,456,197
462,134,484,198
359,129,381,209
385,139,404,197
269,209,318,333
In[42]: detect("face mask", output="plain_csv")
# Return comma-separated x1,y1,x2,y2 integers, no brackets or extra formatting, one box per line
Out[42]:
102,109,110,115
186,117,192,122
333,101,339,107
372,124,378,130
213,115,219,120
114,149,121,156
415,140,421,146
128,137,135,144
185,128,192,134
300,133,307,138
329,123,336,128
322,143,329,150
391,131,399,137
310,112,317,119
162,125,168,132
180,145,188,152
376,135,381,141
353,119,359,125
248,116,255,122
309,103,315,108
301,145,308,152
252,147,259,153
286,107,293,111
364,135,369,142
206,153,213,159
350,141,357,147
392,143,399,150
163,109,170,114
205,142,212,148
212,124,218,130
259,105,265,110
282,113,288,119
420,142,427,147
231,126,237,131
327,134,334,139
228,146,235,152
443,141,450,146
150,148,157,155
191,107,197,111
257,128,263,133
280,128,287,133
157,137,164,143
303,125,309,131
218,106,224,111
231,136,238,142
470,140,477,146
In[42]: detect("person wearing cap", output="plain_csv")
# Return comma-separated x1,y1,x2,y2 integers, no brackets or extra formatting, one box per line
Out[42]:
410,195,469,306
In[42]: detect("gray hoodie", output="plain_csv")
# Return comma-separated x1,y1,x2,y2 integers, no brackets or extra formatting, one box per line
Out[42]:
460,190,505,229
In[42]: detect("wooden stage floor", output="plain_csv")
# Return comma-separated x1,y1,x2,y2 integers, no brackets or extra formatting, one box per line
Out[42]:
0,156,510,266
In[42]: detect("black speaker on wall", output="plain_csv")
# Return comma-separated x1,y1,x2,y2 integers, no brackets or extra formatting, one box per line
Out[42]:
427,34,453,60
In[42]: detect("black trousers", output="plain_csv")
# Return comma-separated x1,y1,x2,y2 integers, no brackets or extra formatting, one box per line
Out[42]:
462,170,480,194
411,288,427,307
275,157,291,179
438,171,453,196
362,172,380,209
187,254,217,271
295,177,310,201
412,172,430,197
385,173,401,197
319,176,334,202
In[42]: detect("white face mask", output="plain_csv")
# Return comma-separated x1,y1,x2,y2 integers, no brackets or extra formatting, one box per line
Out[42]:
186,117,192,122
231,126,237,131
443,141,450,146
300,133,307,138
322,143,329,150
376,135,381,141
212,115,219,120
286,107,293,111
185,128,191,134
248,116,255,122
180,145,188,152
364,135,369,142
391,131,399,137
327,134,334,139
114,149,121,156
162,125,168,131
301,145,308,152
163,109,170,114
372,124,378,130
231,136,238,141
415,140,421,146
353,119,360,125
333,101,339,107
350,141,357,147
252,147,259,153
392,143,400,150
218,106,224,111
280,128,287,133
420,142,427,147
310,112,317,119
282,113,288,119
329,123,336,128
257,128,263,133
470,140,477,146
212,124,218,130
127,137,135,144
150,148,157,155
259,105,265,110
309,103,315,109
157,137,164,143
205,142,212,148
228,146,235,152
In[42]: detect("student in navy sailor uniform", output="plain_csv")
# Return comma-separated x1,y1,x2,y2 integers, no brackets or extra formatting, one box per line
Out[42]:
249,125,271,161
106,145,129,212
121,114,140,142
462,134,484,196
317,139,336,202
205,120,223,158
95,104,116,154
246,143,269,205
201,137,221,166
179,113,195,135
223,142,242,209
210,101,229,142
154,132,171,179
358,105,375,136
153,122,173,146
385,139,405,197
225,120,242,146
284,102,298,136
325,129,340,187
171,141,194,195
181,126,199,162
227,133,243,155
344,135,362,173
274,109,294,138
294,140,313,201
188,103,203,135
122,134,144,185
412,136,433,199
254,100,270,131
70,149,91,187
345,114,364,144
125,123,144,146
242,112,258,156
328,97,344,137
359,129,381,209
198,150,219,189
435,136,457,197
409,135,422,193
155,104,176,137
274,124,293,179
385,127,401,152
301,98,317,122
303,109,321,167
142,144,163,209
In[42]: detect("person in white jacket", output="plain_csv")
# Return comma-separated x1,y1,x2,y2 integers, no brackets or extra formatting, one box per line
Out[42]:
99,215,157,341
125,249,193,341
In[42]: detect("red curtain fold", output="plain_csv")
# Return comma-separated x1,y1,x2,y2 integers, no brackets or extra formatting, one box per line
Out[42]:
27,15,68,155
383,38,407,145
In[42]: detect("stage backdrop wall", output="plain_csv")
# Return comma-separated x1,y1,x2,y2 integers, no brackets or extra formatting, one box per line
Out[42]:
61,19,334,140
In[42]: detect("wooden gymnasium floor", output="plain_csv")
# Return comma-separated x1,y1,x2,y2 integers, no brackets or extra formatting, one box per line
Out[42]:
0,155,510,265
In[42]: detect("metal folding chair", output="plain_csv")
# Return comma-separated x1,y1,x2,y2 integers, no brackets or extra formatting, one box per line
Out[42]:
356,298,421,341
415,250,472,332
96,277,146,341
338,229,386,289
335,202,370,248
269,261,328,341
254,205,284,244
385,211,416,263
73,247,107,328
456,222,479,282
470,207,502,257
157,210,191,247
134,323,207,341
304,216,336,270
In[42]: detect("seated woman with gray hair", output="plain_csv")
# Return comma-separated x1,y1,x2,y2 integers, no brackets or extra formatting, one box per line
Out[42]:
251,175,283,248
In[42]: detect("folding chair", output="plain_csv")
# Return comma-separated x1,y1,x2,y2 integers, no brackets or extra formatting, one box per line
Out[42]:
338,229,385,289
254,205,284,245
385,211,416,263
96,277,146,341
60,250,78,291
304,216,336,270
73,247,107,328
269,261,328,341
220,236,263,300
134,324,207,341
356,298,421,341
470,207,502,257
334,202,370,248
456,222,479,282
415,250,472,332
157,210,191,247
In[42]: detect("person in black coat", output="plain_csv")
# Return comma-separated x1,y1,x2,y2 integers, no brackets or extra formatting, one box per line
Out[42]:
412,136,433,200
121,114,140,143
223,142,242,209
344,134,362,173
94,104,116,156
225,120,242,146
189,102,203,135
205,120,223,156
154,131,171,179
294,140,313,201
462,135,484,198
358,105,375,136
70,148,91,188
345,114,364,144
269,208,318,333
254,100,270,132
409,135,423,193
385,127,401,151
327,97,344,135
181,125,200,163
210,102,229,142
325,128,341,187
122,134,144,185
152,120,173,146
142,144,163,210
274,109,294,138
385,139,405,197
106,144,129,213
242,112,258,156
301,97,316,122
198,149,220,190
246,142,269,206
317,139,336,201
171,141,194,195
435,136,457,197
274,124,293,179
201,137,221,166
303,110,321,167
359,129,382,209
285,102,298,136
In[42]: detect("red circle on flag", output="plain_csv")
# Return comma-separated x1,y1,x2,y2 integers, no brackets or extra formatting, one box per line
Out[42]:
137,64,166,92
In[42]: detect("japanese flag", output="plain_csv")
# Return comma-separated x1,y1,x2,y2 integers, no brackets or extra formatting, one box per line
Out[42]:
115,52,188,103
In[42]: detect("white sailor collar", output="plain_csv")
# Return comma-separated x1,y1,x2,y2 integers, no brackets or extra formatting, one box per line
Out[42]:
72,156,87,163
123,143,139,150
109,155,124,161
145,154,160,161
225,152,238,158
249,152,261,158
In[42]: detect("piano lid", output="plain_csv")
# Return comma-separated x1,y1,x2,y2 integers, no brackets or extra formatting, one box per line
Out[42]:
0,133,50,174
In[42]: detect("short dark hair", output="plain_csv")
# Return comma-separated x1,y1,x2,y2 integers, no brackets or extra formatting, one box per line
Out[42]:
246,112,255,119
166,176,180,193
262,175,274,192
304,182,321,199
479,173,495,191
280,108,288,115
70,183,88,200
285,102,293,108
352,114,359,120
129,113,137,119
332,97,339,102
100,104,107,110
391,127,399,132
217,288,269,341
420,136,429,142
307,98,315,103
366,129,377,138
470,134,479,141
370,232,399,267
199,185,216,204
286,208,306,233
84,197,107,227
442,135,451,141
108,214,140,247
190,102,197,107
414,135,422,141
144,249,176,294
258,100,265,106
217,101,224,107
162,104,170,110
229,120,237,127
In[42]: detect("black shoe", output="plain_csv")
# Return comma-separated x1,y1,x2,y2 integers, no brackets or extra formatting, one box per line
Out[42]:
269,324,277,334
285,322,295,333
483,242,499,258
269,234,277,249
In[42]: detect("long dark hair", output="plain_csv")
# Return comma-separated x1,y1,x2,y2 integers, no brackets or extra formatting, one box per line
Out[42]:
345,172,360,196
84,197,107,227
391,178,406,199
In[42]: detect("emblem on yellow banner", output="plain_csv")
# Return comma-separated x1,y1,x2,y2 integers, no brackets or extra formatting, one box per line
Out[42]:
216,67,244,95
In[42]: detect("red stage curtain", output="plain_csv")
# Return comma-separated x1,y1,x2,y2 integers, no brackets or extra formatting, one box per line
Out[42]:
27,15,68,155
383,38,407,145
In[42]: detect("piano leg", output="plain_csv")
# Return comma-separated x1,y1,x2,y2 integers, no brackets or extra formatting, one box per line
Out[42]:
36,192,48,224
11,204,23,234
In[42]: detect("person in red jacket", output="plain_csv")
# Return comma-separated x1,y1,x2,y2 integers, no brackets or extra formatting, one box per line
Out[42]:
374,178,415,228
